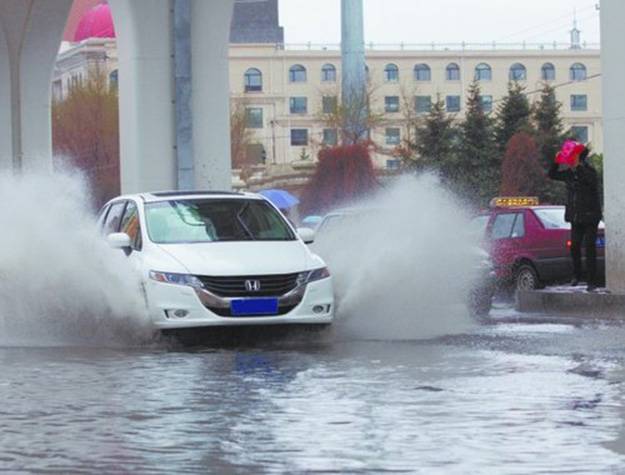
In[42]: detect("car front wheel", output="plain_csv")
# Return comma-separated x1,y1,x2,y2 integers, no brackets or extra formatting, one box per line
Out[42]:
515,264,540,291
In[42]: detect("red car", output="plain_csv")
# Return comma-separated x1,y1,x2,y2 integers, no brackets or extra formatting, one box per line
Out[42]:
474,197,605,291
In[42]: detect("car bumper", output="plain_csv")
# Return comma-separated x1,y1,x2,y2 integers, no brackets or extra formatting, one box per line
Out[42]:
145,277,334,329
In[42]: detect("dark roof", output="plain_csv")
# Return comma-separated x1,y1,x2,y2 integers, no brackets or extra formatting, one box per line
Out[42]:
230,0,284,44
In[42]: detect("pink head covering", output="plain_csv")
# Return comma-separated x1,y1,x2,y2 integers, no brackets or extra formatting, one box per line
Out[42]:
556,140,585,166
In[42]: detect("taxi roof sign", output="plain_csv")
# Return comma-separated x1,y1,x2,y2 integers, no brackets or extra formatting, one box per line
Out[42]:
490,196,539,208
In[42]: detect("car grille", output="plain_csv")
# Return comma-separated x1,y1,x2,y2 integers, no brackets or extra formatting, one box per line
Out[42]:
196,273,300,298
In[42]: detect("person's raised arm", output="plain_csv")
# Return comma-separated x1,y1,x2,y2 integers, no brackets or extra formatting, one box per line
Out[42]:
548,160,570,182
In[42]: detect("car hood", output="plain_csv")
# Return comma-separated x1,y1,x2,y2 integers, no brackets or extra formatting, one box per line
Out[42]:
156,240,318,275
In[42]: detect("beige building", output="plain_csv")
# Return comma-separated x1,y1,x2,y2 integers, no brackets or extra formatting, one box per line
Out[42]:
53,39,601,171
230,43,601,169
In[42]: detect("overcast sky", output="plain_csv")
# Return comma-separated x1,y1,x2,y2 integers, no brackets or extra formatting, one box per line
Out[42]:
280,0,600,46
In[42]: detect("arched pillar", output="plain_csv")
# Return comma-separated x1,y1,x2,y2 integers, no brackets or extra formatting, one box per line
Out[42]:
0,0,72,172
601,0,625,292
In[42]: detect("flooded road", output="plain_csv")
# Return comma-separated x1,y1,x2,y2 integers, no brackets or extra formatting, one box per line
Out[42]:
3,308,625,474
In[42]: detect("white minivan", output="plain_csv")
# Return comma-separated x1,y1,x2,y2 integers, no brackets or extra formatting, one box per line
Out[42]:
97,191,334,330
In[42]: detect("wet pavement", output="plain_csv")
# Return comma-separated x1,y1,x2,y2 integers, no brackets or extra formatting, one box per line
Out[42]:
3,305,625,474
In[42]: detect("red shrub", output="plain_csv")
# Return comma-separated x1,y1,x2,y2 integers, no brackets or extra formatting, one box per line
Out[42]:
500,132,547,197
300,143,378,215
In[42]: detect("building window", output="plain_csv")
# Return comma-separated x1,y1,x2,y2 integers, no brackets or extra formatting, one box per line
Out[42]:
570,63,587,81
385,96,400,113
446,63,460,81
386,159,401,170
509,63,527,81
323,128,338,146
384,63,399,82
541,63,555,81
475,63,492,81
321,63,336,82
414,63,431,81
244,68,262,92
289,64,307,83
322,96,337,114
385,128,401,145
446,95,461,112
479,95,493,112
570,126,589,143
291,128,308,146
415,95,432,114
571,94,587,111
245,108,263,128
109,69,118,91
70,73,82,90
289,97,308,114
52,80,63,101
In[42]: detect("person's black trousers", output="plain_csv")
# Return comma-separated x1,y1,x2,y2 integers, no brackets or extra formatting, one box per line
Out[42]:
570,221,599,284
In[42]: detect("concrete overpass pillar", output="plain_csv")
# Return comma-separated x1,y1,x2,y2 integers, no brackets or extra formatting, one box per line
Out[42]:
0,0,72,172
190,0,235,190
601,0,625,292
109,0,234,194
109,0,177,193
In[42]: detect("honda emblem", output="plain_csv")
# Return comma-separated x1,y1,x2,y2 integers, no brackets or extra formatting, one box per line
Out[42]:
245,279,261,292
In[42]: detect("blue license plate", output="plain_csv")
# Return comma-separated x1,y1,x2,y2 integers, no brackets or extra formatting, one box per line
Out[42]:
231,298,279,316
597,236,605,248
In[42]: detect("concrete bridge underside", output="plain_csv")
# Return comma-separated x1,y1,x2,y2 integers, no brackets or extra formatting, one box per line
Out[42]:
0,0,234,191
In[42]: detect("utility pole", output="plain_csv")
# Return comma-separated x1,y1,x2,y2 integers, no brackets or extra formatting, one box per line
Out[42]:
341,0,367,144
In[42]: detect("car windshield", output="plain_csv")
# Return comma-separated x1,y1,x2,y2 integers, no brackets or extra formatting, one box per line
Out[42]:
145,199,296,243
534,208,570,229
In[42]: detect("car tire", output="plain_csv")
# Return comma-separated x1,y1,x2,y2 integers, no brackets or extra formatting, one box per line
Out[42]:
515,264,540,291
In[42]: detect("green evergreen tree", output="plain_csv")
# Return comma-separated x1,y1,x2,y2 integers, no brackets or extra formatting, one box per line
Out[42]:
454,81,500,205
532,83,566,203
494,82,532,153
411,96,457,180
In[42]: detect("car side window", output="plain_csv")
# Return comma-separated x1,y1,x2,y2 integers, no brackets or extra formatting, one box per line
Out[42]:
97,204,110,232
491,213,517,240
511,213,525,238
119,201,142,251
103,201,126,235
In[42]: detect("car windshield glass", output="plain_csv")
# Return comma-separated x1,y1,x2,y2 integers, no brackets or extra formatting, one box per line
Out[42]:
534,208,570,229
145,199,296,243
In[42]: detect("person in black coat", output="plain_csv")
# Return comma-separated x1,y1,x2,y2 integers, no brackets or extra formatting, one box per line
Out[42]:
548,145,602,291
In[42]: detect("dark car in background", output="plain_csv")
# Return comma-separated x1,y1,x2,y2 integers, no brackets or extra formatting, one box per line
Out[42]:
473,197,605,291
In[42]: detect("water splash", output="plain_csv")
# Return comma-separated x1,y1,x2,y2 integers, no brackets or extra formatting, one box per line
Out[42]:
312,175,483,340
0,171,151,347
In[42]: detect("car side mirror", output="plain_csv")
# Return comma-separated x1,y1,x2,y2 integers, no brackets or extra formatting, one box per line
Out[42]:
107,232,132,254
297,227,315,244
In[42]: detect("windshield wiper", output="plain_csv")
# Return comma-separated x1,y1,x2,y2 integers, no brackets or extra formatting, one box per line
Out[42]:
236,203,255,240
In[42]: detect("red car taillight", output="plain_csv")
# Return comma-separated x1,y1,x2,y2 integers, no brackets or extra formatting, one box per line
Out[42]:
566,239,572,249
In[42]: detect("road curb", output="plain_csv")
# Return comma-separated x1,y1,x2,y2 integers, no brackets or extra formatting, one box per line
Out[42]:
516,288,625,319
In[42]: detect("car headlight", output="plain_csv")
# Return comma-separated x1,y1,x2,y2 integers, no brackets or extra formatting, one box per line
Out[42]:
149,271,204,289
296,267,331,286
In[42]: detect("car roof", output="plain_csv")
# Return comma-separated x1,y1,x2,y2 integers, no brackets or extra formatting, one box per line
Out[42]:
108,190,263,204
